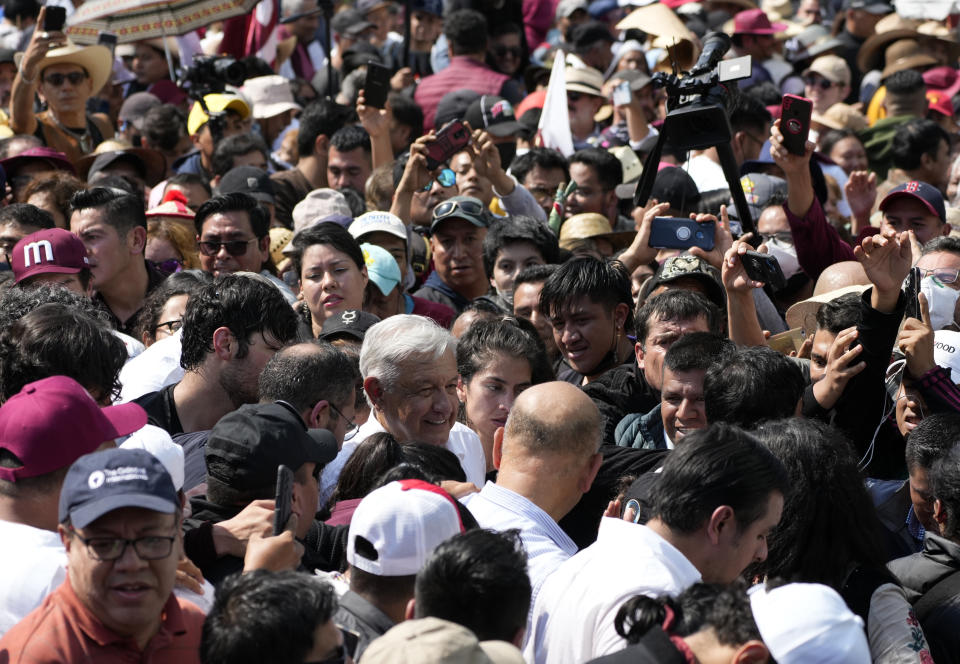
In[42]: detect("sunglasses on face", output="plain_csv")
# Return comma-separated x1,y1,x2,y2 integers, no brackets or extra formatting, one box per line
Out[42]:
803,75,835,90
567,92,583,102
44,71,88,87
421,168,456,191
494,45,522,58
433,198,485,220
198,237,257,257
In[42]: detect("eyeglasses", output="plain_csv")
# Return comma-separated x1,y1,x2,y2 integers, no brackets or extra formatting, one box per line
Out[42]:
433,198,485,220
920,267,960,284
329,401,358,438
154,318,183,335
70,529,176,561
494,45,522,58
803,75,835,90
760,231,793,244
198,237,258,257
43,71,89,87
421,168,456,192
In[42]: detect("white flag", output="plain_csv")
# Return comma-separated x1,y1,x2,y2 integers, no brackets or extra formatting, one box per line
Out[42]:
537,50,575,157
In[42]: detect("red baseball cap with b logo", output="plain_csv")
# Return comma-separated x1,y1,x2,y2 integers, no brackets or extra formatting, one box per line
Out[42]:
10,228,89,284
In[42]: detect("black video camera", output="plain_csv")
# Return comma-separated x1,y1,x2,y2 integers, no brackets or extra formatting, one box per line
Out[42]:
649,33,752,152
633,33,761,242
179,55,246,97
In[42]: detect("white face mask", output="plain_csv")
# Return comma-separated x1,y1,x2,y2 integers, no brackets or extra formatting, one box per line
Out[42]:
921,276,960,330
765,238,802,281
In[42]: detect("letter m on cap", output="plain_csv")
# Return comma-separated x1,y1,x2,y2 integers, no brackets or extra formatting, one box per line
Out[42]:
22,240,53,267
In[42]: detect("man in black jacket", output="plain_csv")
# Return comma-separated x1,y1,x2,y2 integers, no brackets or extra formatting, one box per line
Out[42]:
889,443,960,664
583,288,720,445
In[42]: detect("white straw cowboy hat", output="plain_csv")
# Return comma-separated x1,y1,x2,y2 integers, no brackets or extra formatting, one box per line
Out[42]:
16,40,112,91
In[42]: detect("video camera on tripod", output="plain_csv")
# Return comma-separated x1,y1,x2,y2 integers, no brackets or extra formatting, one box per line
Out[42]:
633,32,760,243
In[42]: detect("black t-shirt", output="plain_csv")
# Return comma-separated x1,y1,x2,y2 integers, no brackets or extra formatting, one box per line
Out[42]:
132,383,183,436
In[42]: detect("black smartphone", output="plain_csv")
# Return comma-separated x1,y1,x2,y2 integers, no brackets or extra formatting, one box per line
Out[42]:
363,61,391,109
648,217,715,251
741,250,787,290
272,464,294,536
43,6,67,33
903,266,922,321
98,32,118,59
424,120,471,171
780,94,812,156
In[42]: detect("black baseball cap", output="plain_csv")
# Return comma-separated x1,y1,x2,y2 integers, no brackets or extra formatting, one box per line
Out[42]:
319,309,381,342
218,166,276,205
567,21,614,50
58,448,178,529
330,8,375,37
205,402,338,491
879,181,946,223
435,90,480,129
464,95,525,138
651,167,701,216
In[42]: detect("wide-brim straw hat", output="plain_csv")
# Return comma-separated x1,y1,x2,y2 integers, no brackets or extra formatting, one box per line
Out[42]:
15,40,112,92
857,14,923,73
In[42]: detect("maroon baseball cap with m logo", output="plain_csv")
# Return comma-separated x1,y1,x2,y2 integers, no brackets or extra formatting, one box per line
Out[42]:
10,228,89,284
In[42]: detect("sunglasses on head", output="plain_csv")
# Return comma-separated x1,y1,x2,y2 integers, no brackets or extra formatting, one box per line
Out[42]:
803,75,835,90
494,45,522,58
44,71,88,87
421,168,456,191
198,237,257,257
433,198,485,220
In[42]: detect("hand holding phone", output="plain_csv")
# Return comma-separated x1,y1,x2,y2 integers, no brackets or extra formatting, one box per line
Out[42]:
43,6,67,33
612,81,632,107
779,94,812,156
740,250,787,290
424,120,471,171
363,61,391,109
648,217,715,251
272,465,294,536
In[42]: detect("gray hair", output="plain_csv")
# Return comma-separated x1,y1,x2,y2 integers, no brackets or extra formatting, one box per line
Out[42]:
360,315,457,405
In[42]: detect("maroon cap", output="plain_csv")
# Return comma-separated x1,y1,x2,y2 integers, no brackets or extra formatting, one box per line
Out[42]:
924,67,960,100
0,376,147,482
11,228,90,284
0,146,75,175
733,8,788,35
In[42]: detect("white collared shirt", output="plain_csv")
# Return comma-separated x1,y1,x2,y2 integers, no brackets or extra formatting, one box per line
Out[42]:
523,518,701,664
462,482,577,643
0,520,67,636
319,417,487,507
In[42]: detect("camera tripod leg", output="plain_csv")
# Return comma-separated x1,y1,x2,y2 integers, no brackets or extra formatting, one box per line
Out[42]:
716,141,759,248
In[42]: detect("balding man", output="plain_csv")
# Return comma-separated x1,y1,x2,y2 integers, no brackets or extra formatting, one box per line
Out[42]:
813,260,869,295
462,382,603,640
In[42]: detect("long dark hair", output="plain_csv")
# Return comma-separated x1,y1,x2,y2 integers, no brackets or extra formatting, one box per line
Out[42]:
752,418,888,587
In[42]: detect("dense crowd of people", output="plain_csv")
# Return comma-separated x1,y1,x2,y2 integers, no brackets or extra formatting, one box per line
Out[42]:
3,0,960,661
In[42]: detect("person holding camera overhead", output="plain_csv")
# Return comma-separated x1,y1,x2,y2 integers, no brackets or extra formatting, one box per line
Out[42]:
9,6,114,164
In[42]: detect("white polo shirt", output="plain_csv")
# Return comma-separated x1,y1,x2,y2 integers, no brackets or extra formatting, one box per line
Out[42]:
524,517,701,664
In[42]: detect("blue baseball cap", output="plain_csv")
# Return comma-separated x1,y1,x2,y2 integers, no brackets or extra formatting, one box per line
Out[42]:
880,181,946,223
59,448,178,529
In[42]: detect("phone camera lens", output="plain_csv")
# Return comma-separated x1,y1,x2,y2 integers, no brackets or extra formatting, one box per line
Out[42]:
676,226,692,241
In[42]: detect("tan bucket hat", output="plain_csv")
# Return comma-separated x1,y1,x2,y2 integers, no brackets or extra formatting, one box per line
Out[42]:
559,213,636,251
881,39,939,79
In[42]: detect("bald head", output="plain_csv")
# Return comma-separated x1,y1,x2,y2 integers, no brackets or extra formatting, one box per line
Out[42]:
503,382,601,458
813,261,869,296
